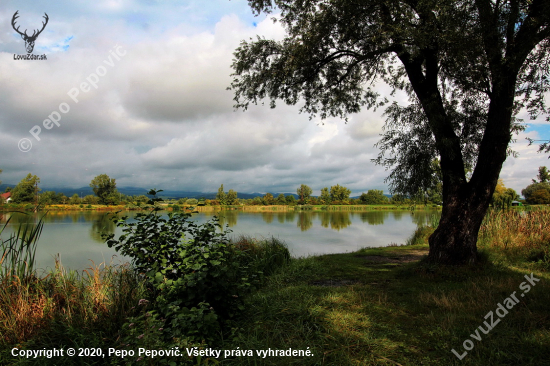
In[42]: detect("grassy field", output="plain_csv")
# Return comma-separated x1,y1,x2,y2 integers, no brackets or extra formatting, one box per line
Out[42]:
1,208,548,365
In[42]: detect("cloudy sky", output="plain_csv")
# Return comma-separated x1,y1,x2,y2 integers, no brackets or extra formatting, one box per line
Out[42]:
1,0,549,196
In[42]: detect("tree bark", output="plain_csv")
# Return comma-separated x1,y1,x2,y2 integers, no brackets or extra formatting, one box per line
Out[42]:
427,190,487,264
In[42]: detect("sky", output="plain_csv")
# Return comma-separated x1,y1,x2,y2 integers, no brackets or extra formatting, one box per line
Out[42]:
0,0,549,196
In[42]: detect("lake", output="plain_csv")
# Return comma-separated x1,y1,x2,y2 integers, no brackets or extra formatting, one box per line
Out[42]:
0,209,440,271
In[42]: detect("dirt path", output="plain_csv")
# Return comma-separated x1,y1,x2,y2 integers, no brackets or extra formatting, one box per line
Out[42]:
358,249,428,264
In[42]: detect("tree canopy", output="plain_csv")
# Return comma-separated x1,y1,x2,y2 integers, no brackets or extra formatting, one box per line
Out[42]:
532,166,550,183
359,190,389,205
231,0,550,264
297,184,313,203
330,184,352,203
11,173,40,204
89,174,118,205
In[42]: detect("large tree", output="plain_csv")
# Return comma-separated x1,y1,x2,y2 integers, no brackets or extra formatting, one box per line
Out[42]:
296,184,313,203
89,174,118,205
230,0,550,264
330,184,352,203
11,173,40,203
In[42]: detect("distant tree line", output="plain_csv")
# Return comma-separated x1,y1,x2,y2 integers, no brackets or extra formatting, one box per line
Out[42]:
2,168,549,207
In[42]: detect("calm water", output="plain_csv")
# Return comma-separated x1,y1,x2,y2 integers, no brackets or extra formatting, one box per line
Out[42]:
0,209,440,271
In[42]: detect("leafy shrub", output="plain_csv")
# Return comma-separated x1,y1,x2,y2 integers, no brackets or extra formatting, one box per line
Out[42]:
103,207,262,342
186,198,198,205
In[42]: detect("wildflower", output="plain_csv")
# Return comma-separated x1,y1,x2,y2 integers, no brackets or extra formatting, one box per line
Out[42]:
159,328,163,331
137,357,142,361
138,334,144,339
129,323,134,328
138,299,149,306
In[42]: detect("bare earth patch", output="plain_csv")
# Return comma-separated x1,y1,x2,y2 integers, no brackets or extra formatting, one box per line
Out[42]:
358,249,427,264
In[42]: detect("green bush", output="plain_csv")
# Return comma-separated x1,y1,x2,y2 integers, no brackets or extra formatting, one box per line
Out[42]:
103,207,262,343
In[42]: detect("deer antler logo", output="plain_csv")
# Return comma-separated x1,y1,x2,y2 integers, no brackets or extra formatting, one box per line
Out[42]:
12,11,49,54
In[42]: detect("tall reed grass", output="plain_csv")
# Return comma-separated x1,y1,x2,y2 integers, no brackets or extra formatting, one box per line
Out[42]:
479,207,550,264
0,215,43,279
405,214,440,245
0,216,146,363
231,235,291,277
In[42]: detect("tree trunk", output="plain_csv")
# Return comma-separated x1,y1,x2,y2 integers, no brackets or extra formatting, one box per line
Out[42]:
427,193,488,264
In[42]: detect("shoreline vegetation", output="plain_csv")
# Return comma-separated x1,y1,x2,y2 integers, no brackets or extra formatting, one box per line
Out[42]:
1,207,549,365
0,203,444,213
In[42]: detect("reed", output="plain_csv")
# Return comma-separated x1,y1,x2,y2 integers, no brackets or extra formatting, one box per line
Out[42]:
478,207,550,264
0,214,43,279
0,216,145,361
231,235,291,276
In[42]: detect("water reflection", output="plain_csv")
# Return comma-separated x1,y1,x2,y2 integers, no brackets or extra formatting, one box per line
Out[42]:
217,211,238,228
319,211,352,231
359,211,389,225
90,214,116,243
297,212,313,231
0,209,441,270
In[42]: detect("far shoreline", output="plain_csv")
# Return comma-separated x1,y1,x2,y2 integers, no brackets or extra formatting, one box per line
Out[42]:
0,203,443,213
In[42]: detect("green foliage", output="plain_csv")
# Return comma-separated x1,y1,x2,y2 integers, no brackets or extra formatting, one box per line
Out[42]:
232,235,291,277
11,173,40,204
359,189,389,205
69,193,81,205
227,189,238,205
296,184,312,204
522,182,550,204
285,194,296,205
319,187,331,204
276,193,286,204
329,184,351,204
82,195,99,205
103,199,262,342
532,166,549,183
262,192,275,205
89,174,118,205
38,191,68,205
216,184,227,205
491,180,519,209
186,198,198,205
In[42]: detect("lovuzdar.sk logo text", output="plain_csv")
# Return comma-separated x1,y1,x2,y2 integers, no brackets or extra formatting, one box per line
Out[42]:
12,10,48,60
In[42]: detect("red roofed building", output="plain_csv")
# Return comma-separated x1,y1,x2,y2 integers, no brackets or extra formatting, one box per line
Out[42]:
1,192,12,203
